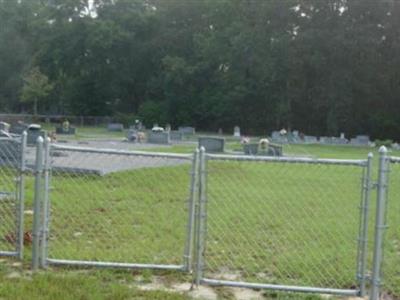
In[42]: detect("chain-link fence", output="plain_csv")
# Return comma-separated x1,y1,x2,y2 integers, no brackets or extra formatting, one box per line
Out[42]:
382,156,400,298
22,142,399,299
0,134,27,259
32,141,199,271
195,151,370,297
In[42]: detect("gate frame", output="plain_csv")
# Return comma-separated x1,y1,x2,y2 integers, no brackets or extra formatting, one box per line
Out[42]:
369,147,394,300
32,142,200,272
0,132,27,259
195,149,371,297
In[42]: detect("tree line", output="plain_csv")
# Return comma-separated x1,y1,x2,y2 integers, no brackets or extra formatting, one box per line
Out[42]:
1,0,399,139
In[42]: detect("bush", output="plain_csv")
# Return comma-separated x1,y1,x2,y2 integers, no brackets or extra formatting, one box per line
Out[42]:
375,139,393,148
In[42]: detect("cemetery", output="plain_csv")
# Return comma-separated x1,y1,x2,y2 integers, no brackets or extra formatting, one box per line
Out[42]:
0,120,399,300
1,2,400,298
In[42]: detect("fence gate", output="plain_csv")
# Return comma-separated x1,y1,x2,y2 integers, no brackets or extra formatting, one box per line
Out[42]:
32,140,199,272
195,149,372,297
0,133,27,259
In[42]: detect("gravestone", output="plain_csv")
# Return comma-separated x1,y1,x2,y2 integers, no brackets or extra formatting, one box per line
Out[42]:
291,131,300,143
107,123,124,132
350,135,370,146
271,131,287,144
127,129,137,142
198,137,225,153
56,126,76,135
334,137,348,145
178,126,195,135
304,135,318,144
10,123,28,135
148,132,170,144
340,133,345,139
320,137,332,144
170,131,183,141
243,143,258,155
233,126,240,137
27,125,47,146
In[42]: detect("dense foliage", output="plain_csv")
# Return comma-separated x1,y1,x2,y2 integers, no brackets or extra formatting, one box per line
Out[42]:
1,0,399,138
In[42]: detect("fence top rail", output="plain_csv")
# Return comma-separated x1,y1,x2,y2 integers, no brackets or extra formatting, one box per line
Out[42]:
51,143,193,160
205,153,367,166
389,156,400,163
0,137,20,142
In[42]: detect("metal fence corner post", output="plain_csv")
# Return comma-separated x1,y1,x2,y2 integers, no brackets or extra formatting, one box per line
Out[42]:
184,148,200,272
370,146,389,300
16,131,27,260
32,137,44,271
357,152,373,297
40,137,51,269
195,147,207,286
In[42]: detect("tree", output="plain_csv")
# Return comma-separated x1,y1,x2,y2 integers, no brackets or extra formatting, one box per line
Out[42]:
21,67,53,116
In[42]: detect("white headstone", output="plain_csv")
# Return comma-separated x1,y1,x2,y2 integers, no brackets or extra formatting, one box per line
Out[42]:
234,126,240,137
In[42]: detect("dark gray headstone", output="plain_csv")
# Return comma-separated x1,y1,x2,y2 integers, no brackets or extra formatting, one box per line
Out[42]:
107,123,124,132
10,123,28,135
127,129,138,142
198,137,225,153
178,126,195,135
27,130,47,146
170,131,183,141
148,132,170,144
56,126,76,135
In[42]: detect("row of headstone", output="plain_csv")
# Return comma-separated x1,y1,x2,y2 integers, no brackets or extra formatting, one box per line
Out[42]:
270,130,372,146
319,136,348,145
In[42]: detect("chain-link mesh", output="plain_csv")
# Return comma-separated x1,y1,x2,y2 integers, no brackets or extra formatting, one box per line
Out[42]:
0,138,22,255
45,146,195,268
383,159,400,297
200,157,365,291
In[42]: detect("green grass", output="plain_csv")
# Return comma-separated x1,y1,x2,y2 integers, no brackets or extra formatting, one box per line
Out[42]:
0,141,399,299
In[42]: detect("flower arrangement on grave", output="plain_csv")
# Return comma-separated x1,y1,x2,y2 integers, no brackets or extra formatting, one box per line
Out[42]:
241,136,250,144
259,138,270,151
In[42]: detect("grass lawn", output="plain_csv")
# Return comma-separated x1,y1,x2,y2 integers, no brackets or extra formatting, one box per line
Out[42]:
0,139,399,299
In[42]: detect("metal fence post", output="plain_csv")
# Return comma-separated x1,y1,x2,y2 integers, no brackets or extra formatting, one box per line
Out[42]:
40,138,51,268
16,131,27,260
184,149,200,272
357,153,373,296
370,146,389,300
32,137,44,271
195,147,207,285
